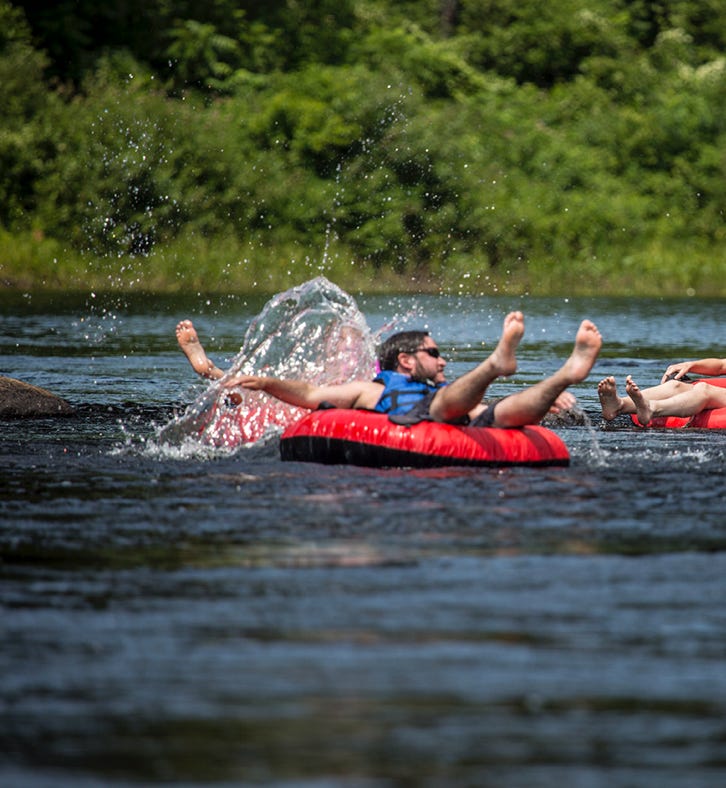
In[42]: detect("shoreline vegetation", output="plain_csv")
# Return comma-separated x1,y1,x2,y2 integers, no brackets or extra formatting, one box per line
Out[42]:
3,230,723,298
2,1,725,298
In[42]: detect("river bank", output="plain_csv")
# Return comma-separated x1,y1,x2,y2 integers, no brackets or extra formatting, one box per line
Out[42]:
2,238,724,298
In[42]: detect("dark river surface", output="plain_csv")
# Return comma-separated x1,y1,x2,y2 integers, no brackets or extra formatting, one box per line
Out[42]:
1,289,724,787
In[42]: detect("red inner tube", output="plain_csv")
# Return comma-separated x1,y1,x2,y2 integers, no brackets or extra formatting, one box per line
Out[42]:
631,377,726,429
280,408,570,468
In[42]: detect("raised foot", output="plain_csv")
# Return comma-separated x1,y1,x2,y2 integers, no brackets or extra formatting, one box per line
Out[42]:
489,311,524,377
564,319,602,384
176,319,215,378
598,375,623,421
625,374,653,427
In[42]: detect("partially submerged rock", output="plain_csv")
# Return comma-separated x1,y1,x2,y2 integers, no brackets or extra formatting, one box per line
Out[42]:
0,376,74,417
540,406,589,427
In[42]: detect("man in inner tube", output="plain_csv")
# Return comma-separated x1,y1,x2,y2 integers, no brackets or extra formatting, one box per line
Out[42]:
177,312,602,429
598,357,726,427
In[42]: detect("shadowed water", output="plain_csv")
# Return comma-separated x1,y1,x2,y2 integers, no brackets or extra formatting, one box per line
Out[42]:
1,286,724,787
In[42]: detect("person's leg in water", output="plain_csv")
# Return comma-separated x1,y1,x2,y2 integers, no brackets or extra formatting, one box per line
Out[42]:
176,320,224,380
597,377,693,421
626,376,726,426
429,311,524,423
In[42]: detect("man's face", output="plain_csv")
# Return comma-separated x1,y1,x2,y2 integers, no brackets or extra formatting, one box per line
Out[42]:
409,336,447,384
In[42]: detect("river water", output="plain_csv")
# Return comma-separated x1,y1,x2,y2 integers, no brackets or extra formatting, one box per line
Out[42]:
1,286,724,787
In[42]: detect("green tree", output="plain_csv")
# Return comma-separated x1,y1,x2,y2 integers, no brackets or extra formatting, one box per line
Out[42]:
0,1,53,228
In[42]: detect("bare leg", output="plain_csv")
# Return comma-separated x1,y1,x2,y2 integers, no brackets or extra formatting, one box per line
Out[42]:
176,320,224,380
626,377,726,426
599,377,694,420
429,311,524,423
624,376,654,426
491,319,602,428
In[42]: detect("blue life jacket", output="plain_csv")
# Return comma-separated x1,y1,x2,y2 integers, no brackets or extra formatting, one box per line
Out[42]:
373,370,446,415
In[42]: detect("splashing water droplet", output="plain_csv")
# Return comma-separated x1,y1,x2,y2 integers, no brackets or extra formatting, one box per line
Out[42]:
158,277,378,451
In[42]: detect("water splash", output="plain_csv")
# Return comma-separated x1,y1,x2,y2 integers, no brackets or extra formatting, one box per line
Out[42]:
578,411,607,466
158,276,377,450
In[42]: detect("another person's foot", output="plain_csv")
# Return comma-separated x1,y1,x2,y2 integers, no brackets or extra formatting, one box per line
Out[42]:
625,375,654,427
489,311,524,377
597,375,625,420
176,320,217,378
563,320,602,383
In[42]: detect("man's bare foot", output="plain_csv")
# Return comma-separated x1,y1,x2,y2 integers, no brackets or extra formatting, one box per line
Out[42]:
176,320,222,379
598,375,627,420
489,311,524,377
563,320,602,383
625,375,654,427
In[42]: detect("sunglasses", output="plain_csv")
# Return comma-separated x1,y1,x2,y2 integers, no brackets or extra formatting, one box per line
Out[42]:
413,346,442,359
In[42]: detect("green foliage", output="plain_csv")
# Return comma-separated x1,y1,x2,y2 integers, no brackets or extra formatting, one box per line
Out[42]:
166,19,242,94
625,0,726,52
247,67,366,170
456,0,629,86
354,24,489,98
0,1,53,227
2,0,726,296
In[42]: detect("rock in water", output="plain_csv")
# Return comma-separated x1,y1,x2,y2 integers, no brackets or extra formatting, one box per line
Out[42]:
0,376,74,417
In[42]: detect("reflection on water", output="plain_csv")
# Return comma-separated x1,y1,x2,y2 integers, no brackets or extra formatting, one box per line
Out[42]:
1,291,725,785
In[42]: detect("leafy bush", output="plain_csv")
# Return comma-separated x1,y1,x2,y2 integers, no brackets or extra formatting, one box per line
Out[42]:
2,0,726,295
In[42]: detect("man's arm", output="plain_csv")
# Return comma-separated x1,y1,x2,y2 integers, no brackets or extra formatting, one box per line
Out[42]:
661,358,726,383
223,375,383,410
